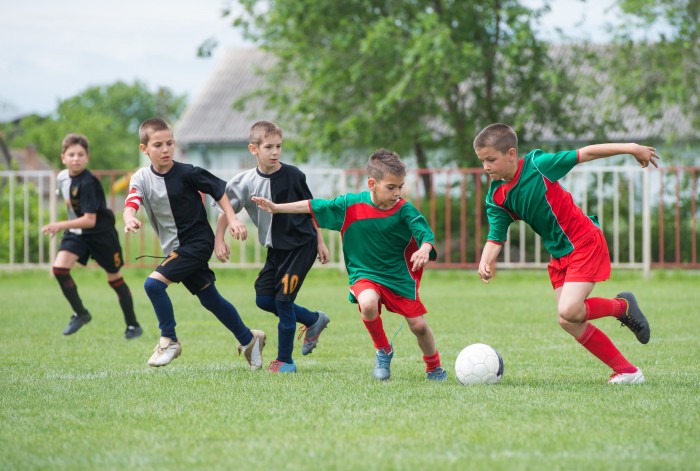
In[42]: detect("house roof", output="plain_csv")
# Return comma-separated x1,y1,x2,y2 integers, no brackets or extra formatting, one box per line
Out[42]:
176,46,696,147
175,48,277,146
4,146,55,171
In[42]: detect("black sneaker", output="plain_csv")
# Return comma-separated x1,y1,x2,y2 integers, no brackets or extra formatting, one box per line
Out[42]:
616,292,650,344
125,325,143,340
63,312,92,335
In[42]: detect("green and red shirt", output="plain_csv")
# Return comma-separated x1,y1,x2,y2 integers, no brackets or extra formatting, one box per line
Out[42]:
309,191,437,300
485,149,600,259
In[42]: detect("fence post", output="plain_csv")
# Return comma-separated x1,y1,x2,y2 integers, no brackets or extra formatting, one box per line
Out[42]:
643,170,651,279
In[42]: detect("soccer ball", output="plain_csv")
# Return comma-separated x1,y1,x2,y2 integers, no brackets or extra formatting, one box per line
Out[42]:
455,343,504,385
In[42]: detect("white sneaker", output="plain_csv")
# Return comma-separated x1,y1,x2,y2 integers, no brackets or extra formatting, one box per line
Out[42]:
237,329,266,370
148,337,182,367
609,368,645,384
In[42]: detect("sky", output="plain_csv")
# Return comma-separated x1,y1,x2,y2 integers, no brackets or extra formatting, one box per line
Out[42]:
0,0,621,119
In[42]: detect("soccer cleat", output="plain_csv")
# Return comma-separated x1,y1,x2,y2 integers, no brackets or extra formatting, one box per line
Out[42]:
616,292,650,344
373,348,393,381
238,329,266,370
268,359,297,373
426,366,448,381
147,337,181,367
63,311,92,335
124,325,143,340
299,311,330,355
609,368,645,384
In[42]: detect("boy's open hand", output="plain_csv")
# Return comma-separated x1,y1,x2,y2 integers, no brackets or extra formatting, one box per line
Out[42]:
41,222,61,237
410,244,431,272
215,238,231,262
251,196,276,213
228,219,247,241
124,217,142,234
633,144,660,169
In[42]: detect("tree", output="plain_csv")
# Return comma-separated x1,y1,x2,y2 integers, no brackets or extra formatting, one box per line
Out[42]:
603,0,699,138
228,0,588,181
2,81,186,169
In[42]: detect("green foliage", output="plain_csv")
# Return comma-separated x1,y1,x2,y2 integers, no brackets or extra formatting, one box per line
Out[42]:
1,81,186,170
600,0,700,135
1,268,699,469
229,0,589,169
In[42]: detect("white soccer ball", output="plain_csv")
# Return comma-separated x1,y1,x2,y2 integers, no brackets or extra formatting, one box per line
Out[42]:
455,343,504,385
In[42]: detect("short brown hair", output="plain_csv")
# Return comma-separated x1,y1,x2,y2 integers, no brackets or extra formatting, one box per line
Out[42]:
61,133,89,154
139,118,172,145
367,148,406,181
473,123,518,154
249,120,282,146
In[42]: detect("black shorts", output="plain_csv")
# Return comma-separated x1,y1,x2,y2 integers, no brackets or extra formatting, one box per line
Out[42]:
155,250,216,295
255,238,317,302
59,229,124,274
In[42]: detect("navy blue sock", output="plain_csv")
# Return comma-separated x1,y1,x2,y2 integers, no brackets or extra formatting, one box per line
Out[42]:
143,277,176,340
256,295,318,327
275,300,296,363
197,284,252,346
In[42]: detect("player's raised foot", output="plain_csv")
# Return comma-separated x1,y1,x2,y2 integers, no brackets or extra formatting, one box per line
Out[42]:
609,368,645,384
63,311,92,335
238,329,266,370
373,348,393,381
300,311,330,355
147,337,181,367
268,359,297,373
616,292,650,344
124,325,143,340
427,366,448,382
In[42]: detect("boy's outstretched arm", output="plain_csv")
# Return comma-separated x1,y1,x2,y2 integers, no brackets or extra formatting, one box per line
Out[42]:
578,143,660,168
478,241,502,284
251,196,311,214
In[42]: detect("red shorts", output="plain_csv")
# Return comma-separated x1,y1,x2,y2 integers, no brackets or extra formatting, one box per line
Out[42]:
547,230,611,290
349,279,427,318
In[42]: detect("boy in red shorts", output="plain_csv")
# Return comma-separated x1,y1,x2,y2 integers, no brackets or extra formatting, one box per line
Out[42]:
252,148,446,381
474,123,656,384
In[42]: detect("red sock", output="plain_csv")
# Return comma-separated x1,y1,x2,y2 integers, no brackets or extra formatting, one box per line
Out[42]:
423,351,441,372
576,324,636,374
584,297,626,321
363,316,391,352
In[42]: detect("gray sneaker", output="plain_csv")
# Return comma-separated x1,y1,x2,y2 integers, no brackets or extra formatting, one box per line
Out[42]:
373,348,393,381
300,311,330,355
616,292,650,344
63,311,91,335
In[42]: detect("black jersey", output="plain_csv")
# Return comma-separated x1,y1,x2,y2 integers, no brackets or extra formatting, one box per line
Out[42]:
221,163,317,250
57,169,115,235
126,161,226,258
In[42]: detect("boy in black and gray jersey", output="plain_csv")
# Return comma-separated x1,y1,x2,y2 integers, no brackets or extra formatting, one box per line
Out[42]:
123,118,266,369
214,121,330,373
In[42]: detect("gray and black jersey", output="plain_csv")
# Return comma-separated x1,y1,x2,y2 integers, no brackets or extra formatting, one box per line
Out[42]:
57,168,115,235
126,161,226,258
219,163,317,250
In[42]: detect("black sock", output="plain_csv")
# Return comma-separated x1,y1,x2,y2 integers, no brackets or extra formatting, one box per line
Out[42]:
109,278,138,327
53,267,88,316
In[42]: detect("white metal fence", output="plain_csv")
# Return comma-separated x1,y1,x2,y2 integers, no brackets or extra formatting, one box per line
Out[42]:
0,167,654,274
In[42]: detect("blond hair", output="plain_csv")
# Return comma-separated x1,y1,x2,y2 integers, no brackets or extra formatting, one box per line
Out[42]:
249,120,282,146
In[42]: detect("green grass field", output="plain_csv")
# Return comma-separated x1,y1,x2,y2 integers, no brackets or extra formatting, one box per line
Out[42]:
1,267,699,470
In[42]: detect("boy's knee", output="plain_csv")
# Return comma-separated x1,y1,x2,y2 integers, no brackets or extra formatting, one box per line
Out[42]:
359,302,378,320
407,317,428,335
256,295,276,312
557,305,585,324
144,277,167,297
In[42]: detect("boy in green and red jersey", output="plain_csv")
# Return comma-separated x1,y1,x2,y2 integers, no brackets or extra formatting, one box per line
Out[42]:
474,123,657,384
252,148,447,381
